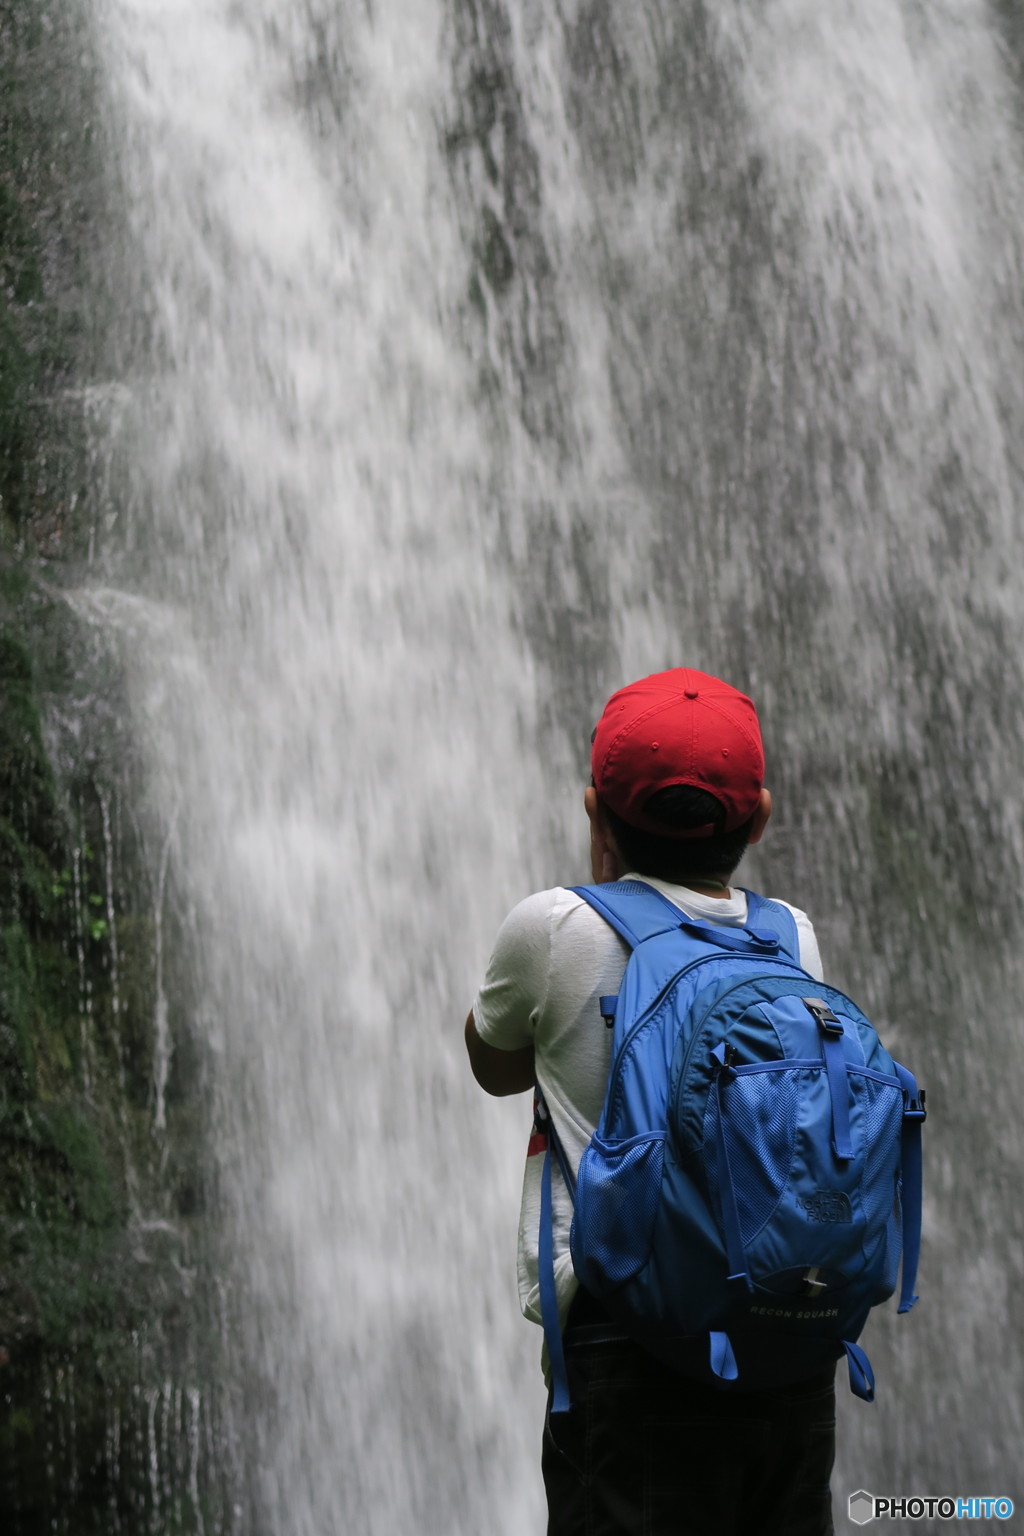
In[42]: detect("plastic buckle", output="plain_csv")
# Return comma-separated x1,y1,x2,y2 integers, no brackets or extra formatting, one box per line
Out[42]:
804,997,843,1036
904,1087,927,1122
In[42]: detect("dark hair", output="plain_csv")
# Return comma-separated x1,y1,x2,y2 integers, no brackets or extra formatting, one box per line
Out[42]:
603,784,756,885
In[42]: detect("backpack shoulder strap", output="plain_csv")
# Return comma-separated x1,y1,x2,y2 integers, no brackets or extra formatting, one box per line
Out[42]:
574,881,803,961
568,880,687,948
742,890,801,962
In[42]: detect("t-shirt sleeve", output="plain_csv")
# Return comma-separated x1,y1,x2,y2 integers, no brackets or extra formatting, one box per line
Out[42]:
472,890,555,1052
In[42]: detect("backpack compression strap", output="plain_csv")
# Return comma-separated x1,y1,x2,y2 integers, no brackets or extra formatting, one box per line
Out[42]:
893,1061,926,1313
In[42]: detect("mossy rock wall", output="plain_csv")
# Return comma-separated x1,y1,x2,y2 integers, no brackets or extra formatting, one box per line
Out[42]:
1,4,236,1529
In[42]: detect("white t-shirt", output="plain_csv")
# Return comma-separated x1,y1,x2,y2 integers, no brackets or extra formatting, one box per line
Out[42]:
472,876,824,1329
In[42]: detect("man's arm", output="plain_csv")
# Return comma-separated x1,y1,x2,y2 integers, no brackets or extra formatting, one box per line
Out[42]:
464,1010,535,1097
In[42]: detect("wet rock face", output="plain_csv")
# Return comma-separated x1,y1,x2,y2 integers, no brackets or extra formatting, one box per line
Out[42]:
1,5,231,1531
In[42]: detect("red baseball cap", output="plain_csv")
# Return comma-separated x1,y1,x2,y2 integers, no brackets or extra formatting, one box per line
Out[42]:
591,668,764,838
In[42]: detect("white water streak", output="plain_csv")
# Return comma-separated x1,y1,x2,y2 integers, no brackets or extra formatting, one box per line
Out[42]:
93,0,554,1530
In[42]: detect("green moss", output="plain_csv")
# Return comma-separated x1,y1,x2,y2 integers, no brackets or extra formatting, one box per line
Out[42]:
0,511,226,1526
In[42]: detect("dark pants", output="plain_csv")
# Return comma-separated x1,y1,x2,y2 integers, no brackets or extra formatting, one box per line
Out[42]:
542,1310,836,1536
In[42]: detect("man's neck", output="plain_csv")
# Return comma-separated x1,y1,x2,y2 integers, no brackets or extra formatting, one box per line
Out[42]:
630,871,735,902
685,880,732,900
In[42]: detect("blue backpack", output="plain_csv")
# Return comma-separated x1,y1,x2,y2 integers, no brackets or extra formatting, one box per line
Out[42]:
538,880,926,1412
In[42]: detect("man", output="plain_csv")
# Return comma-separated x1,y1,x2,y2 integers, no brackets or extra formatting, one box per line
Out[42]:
466,668,836,1535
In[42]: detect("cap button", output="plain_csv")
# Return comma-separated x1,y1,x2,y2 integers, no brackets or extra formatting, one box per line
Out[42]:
684,689,698,699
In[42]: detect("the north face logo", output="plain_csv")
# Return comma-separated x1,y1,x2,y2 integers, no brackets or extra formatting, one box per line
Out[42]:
798,1190,853,1223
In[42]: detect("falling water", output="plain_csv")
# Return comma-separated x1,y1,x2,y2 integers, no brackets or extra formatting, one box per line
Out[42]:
76,0,1024,1529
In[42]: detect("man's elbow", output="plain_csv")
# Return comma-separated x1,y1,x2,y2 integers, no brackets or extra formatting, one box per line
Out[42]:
465,1011,535,1096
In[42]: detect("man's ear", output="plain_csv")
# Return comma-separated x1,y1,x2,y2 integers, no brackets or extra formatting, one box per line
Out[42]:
584,785,622,882
747,787,773,846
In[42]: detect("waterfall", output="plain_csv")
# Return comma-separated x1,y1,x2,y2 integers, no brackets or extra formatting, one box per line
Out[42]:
77,0,1024,1528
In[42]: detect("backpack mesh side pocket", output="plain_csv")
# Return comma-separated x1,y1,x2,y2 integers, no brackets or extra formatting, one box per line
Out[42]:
702,1070,798,1244
571,1132,665,1288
